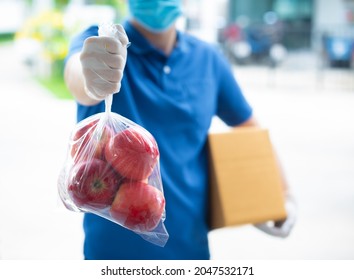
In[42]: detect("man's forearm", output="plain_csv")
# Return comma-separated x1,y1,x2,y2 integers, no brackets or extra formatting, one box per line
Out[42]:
64,53,100,106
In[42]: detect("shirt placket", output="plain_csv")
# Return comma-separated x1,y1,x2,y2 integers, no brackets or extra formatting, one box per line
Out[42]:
160,57,172,92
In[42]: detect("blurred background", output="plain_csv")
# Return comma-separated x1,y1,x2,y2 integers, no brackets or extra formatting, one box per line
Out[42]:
0,0,353,260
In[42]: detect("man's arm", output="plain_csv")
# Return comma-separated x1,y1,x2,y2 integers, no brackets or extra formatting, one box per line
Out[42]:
64,24,129,106
64,52,100,106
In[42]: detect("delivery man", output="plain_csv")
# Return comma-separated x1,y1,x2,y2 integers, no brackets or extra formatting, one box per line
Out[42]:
64,0,296,259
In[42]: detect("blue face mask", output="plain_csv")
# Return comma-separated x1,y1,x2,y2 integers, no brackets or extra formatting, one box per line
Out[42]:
128,0,182,33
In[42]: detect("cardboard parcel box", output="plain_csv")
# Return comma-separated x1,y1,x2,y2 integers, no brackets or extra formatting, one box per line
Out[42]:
208,128,287,230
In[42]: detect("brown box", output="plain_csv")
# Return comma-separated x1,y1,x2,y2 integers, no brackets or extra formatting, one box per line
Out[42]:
208,127,287,230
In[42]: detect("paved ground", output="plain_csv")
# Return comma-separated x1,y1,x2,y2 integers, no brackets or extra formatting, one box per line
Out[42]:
0,43,353,260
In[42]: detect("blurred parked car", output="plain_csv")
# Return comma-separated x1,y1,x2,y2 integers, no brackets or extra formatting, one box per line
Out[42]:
322,29,354,68
221,14,287,67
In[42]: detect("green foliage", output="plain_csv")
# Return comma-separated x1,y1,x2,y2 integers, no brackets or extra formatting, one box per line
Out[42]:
87,0,127,18
54,0,70,8
0,33,14,44
16,0,127,100
37,75,73,100
87,0,123,6
16,10,69,61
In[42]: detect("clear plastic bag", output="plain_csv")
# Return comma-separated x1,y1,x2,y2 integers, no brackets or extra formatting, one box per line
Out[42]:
57,24,168,247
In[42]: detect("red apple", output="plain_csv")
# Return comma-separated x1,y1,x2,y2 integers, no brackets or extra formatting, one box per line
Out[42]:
70,119,113,162
109,181,165,232
104,126,159,180
68,158,121,209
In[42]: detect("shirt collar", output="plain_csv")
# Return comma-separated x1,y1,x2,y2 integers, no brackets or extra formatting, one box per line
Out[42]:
175,30,189,53
123,20,189,56
123,20,155,55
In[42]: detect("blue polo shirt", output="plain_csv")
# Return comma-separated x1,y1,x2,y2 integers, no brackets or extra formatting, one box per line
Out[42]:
66,21,253,260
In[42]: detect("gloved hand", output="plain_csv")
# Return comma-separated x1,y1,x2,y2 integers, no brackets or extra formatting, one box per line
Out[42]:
80,24,129,101
254,194,297,238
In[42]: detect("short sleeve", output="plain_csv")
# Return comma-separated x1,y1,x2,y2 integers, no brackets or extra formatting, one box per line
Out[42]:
216,54,253,126
65,25,99,63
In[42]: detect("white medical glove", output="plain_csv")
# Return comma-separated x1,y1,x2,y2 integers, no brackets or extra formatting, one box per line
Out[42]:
80,24,129,101
254,194,297,238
